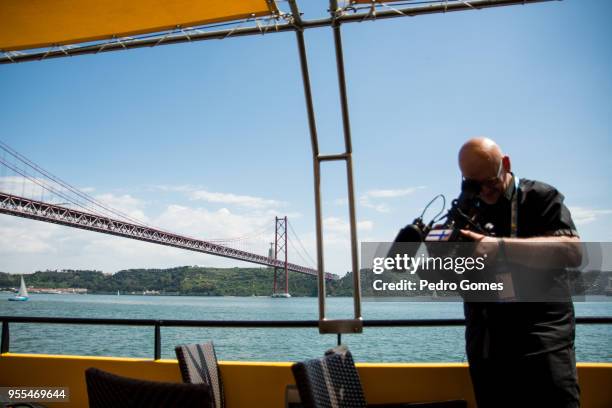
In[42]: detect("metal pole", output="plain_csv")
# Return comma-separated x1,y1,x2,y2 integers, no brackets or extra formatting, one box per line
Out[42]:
330,0,362,321
284,216,289,295
273,217,278,295
154,322,161,360
1,321,9,353
292,11,326,320
318,153,349,162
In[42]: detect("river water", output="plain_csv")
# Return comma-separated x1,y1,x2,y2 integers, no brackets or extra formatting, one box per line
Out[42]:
1,294,610,362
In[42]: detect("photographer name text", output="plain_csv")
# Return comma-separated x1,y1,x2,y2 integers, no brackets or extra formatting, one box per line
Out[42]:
371,253,504,292
372,279,503,292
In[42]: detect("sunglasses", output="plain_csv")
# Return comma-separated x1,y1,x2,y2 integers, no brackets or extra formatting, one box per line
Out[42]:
463,160,503,191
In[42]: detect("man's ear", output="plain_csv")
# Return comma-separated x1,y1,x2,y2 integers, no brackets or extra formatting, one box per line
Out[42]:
502,155,511,172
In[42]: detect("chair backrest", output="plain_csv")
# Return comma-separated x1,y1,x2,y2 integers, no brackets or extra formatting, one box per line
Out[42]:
291,346,367,408
85,367,212,408
175,342,224,408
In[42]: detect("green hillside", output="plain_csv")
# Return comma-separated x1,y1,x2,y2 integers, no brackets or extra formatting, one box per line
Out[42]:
0,267,355,297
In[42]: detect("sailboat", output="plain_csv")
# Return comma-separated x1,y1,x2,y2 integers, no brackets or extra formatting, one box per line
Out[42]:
9,275,29,301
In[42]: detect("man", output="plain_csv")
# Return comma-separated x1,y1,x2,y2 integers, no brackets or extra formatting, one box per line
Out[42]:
457,137,581,408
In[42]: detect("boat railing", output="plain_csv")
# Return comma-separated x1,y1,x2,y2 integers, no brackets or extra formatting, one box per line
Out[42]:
1,315,611,360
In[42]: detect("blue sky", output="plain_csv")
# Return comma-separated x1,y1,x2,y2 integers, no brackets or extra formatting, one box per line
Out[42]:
0,0,611,276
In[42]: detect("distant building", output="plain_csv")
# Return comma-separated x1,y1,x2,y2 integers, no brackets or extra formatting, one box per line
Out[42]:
27,287,88,294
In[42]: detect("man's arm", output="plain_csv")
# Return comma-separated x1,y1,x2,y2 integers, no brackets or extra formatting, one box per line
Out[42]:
463,180,583,269
460,230,582,269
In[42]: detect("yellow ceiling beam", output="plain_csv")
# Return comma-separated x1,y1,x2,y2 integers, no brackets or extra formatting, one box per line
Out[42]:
0,0,277,52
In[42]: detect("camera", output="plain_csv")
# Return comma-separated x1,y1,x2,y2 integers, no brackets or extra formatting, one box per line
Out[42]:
387,179,496,296
393,179,492,244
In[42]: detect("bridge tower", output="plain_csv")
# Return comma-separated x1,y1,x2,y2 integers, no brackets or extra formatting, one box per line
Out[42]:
272,216,290,297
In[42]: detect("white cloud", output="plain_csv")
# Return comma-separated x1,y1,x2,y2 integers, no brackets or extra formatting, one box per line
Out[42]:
333,198,348,206
94,193,143,209
569,207,612,226
334,187,424,213
365,187,421,198
93,193,149,224
156,205,268,240
358,220,374,231
0,176,67,198
359,197,391,213
0,217,59,254
0,177,149,225
147,184,198,193
189,189,284,210
323,216,374,245
324,217,373,233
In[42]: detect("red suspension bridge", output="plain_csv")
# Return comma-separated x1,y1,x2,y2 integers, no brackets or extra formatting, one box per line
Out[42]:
0,141,336,296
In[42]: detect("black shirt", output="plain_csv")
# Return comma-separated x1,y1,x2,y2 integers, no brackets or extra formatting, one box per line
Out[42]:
464,176,579,359
478,177,578,239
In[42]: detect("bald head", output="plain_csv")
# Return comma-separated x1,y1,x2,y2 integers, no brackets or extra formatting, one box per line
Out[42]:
459,137,503,177
458,137,512,204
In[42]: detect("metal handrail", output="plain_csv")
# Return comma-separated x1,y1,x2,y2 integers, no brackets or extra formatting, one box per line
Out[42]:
1,315,611,360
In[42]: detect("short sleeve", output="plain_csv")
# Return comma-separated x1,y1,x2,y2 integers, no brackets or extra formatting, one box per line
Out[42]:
535,185,579,237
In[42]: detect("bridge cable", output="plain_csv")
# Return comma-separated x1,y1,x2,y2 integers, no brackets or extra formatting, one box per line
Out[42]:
287,220,316,267
0,140,151,227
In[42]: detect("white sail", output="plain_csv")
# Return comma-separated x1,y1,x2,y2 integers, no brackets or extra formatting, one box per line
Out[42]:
18,275,28,297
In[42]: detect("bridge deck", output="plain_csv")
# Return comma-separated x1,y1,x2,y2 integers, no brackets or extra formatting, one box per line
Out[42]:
0,192,335,280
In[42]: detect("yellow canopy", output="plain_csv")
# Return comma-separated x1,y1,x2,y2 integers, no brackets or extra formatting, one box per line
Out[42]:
0,0,277,52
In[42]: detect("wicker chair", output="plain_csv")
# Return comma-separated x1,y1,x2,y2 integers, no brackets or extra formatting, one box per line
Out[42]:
175,342,224,408
291,346,367,408
85,367,212,408
291,346,467,408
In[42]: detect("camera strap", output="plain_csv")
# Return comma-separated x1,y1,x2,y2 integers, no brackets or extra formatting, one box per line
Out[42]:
510,175,519,238
494,175,520,304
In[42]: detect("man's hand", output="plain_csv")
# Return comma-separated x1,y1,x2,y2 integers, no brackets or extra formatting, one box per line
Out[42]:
461,230,582,269
460,229,500,261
